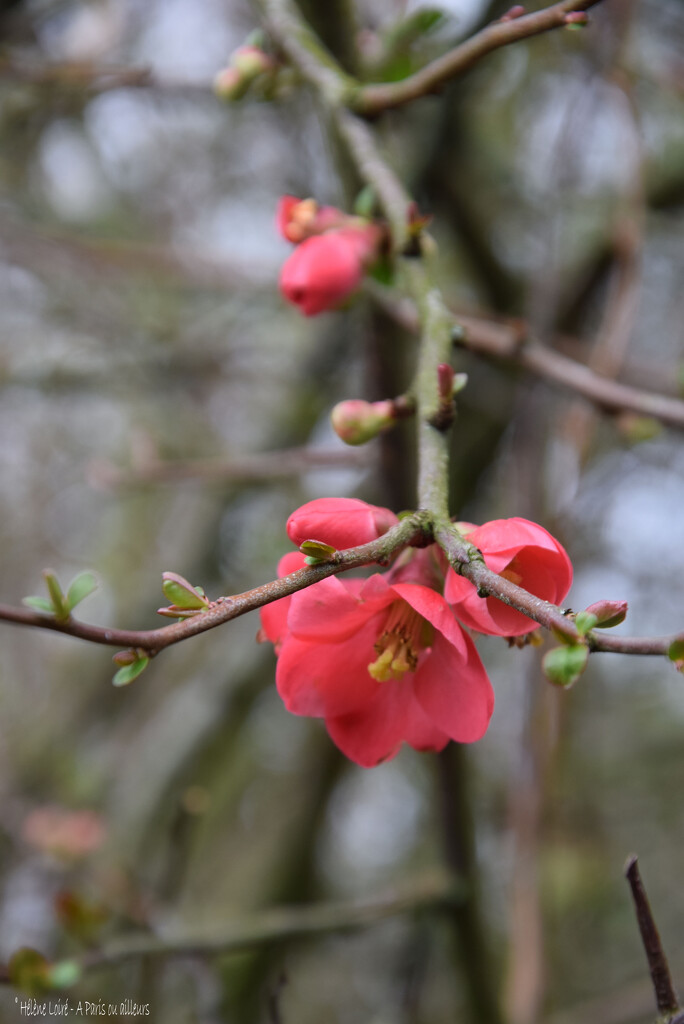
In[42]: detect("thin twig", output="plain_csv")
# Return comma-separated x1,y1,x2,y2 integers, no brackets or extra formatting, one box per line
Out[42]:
66,874,463,973
354,0,606,116
366,283,684,432
0,515,428,655
90,446,372,489
624,856,680,1018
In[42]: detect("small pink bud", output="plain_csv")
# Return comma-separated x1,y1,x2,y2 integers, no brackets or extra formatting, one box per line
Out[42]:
437,363,455,401
231,44,273,80
500,5,526,20
213,66,250,102
584,600,628,628
331,399,395,445
563,11,588,26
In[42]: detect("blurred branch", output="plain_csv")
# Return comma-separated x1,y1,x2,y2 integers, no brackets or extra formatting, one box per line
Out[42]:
68,873,464,972
366,283,684,431
0,55,211,96
353,0,605,117
90,446,372,489
437,744,505,1024
624,856,681,1020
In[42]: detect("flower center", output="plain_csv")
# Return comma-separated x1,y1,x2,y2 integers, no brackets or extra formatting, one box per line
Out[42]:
500,555,523,587
368,601,433,682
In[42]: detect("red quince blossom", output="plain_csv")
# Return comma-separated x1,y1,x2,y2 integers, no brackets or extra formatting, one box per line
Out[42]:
277,195,383,316
276,195,348,243
444,517,573,637
279,227,380,317
286,496,398,550
259,500,494,767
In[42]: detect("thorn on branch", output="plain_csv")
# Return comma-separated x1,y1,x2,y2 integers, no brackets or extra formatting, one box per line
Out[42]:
625,855,680,1018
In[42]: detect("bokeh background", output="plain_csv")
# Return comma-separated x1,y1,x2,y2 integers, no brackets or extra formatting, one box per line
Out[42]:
1,0,684,1021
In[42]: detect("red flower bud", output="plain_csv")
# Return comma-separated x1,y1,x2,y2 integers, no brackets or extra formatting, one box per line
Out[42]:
279,227,379,316
276,195,348,243
287,497,398,550
583,599,628,628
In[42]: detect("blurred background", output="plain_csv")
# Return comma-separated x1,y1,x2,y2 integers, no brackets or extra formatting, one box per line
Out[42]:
0,0,683,1021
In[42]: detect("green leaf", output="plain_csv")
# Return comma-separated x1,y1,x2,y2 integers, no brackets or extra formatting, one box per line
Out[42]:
353,185,376,219
43,570,69,621
543,644,589,689
668,638,684,663
66,571,98,612
574,611,598,637
113,656,149,687
47,960,82,989
22,596,55,614
161,571,208,610
299,540,337,562
8,947,50,994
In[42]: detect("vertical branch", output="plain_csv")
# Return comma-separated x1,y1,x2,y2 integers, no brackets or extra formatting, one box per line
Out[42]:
624,855,680,1019
437,744,505,1024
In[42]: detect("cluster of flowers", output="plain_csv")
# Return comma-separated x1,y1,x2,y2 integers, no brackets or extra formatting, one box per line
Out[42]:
277,196,384,316
259,498,573,767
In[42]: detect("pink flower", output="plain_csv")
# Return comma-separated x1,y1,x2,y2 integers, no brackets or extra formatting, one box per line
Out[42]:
279,227,379,316
287,496,398,550
260,500,494,767
276,195,347,243
445,517,573,636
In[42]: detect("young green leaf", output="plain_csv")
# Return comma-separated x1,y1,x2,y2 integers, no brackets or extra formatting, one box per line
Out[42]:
299,540,337,563
113,656,149,687
22,596,56,614
668,638,684,663
43,570,69,622
161,571,209,610
574,611,598,637
66,572,98,612
542,644,589,688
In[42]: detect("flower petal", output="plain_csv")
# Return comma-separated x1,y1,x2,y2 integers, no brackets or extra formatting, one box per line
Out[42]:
390,582,469,657
325,684,409,767
414,630,494,743
287,497,398,550
259,551,309,645
286,575,387,642
275,614,384,718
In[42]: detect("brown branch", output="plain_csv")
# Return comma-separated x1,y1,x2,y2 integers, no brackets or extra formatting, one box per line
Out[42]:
354,0,606,117
625,856,680,1019
89,446,373,489
366,283,684,432
0,515,428,656
0,872,463,982
0,56,211,97
435,524,678,657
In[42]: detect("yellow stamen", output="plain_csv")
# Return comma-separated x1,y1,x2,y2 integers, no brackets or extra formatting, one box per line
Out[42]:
500,555,523,586
367,601,432,682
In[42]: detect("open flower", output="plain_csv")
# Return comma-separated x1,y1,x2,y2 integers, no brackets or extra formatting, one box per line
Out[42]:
276,195,348,243
445,517,573,636
259,500,494,767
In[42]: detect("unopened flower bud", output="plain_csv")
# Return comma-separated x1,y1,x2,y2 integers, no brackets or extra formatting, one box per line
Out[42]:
564,11,588,27
331,399,395,445
231,45,273,81
583,599,628,628
213,66,250,102
500,5,526,20
437,363,455,401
